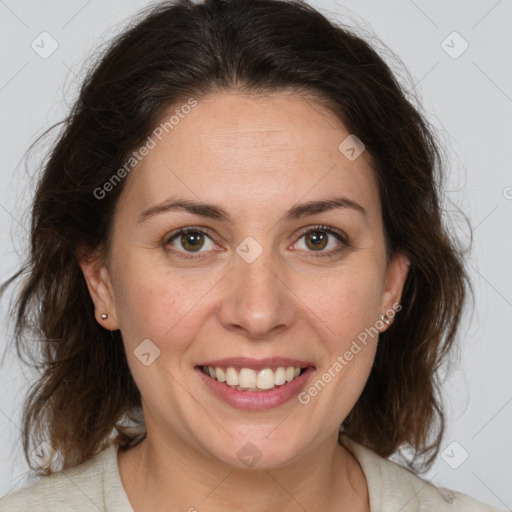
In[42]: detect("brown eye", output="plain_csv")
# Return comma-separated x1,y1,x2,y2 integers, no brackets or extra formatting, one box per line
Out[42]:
166,228,217,256
179,231,205,252
294,225,348,258
304,230,328,251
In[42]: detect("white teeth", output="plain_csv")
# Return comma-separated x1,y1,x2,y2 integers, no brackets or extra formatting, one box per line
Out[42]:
274,367,286,385
216,367,226,383
256,369,275,390
203,365,305,391
226,367,239,386
239,368,257,389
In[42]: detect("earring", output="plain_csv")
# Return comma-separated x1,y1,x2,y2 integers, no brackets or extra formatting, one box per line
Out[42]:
380,314,390,326
101,313,108,320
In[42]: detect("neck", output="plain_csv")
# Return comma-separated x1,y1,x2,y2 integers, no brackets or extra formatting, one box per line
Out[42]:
118,429,369,512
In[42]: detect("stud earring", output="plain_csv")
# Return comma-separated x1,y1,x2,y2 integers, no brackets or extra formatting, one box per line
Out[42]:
101,313,108,320
380,314,390,326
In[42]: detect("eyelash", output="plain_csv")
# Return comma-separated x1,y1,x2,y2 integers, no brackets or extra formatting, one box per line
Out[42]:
164,225,349,260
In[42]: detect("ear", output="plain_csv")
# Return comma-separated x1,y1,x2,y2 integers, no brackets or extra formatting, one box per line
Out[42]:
78,247,119,331
380,251,410,330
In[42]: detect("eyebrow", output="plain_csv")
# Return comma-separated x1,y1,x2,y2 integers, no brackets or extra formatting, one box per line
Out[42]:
137,196,367,224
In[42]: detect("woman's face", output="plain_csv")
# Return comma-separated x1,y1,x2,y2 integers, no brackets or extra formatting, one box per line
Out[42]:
82,90,409,468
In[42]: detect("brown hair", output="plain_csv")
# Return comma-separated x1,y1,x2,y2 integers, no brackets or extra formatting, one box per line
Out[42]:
1,0,469,477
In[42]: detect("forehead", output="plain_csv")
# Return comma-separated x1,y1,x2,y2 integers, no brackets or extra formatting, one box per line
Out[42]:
119,90,380,222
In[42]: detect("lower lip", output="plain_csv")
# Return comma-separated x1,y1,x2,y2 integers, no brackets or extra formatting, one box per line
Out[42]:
195,367,315,410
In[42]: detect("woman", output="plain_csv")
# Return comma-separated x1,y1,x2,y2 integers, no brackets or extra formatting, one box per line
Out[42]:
0,0,504,510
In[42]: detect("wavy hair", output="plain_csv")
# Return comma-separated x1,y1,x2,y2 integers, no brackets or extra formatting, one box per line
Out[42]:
1,0,469,477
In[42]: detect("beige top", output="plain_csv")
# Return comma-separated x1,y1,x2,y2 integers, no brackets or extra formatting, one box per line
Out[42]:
0,436,505,511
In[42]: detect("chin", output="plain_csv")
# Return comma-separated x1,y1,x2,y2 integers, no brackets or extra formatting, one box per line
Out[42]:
194,426,315,470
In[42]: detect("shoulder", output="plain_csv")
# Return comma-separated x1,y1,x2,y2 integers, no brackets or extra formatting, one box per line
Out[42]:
340,434,507,512
0,444,125,512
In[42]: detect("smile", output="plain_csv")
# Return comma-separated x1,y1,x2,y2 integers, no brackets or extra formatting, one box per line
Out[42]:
200,365,306,391
195,358,315,410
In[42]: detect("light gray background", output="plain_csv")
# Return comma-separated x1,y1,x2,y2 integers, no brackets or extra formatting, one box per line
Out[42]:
0,0,510,508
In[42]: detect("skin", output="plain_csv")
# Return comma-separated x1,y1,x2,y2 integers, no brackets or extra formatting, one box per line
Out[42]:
80,90,410,512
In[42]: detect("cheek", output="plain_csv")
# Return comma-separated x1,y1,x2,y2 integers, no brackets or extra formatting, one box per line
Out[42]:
292,262,383,411
296,265,384,349
111,252,215,350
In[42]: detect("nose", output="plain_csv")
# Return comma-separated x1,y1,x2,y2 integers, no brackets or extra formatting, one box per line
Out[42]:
218,245,296,340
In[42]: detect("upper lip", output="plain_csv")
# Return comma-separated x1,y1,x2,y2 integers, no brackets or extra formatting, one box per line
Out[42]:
197,357,315,371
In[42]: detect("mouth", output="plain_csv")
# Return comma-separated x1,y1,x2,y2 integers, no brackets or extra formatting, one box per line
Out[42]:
195,358,315,410
199,365,308,392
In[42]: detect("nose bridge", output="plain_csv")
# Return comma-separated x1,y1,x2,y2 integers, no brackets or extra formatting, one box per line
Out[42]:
218,237,295,338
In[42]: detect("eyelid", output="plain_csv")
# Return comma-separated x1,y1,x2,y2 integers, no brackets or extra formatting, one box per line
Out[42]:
295,224,348,243
164,225,217,245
